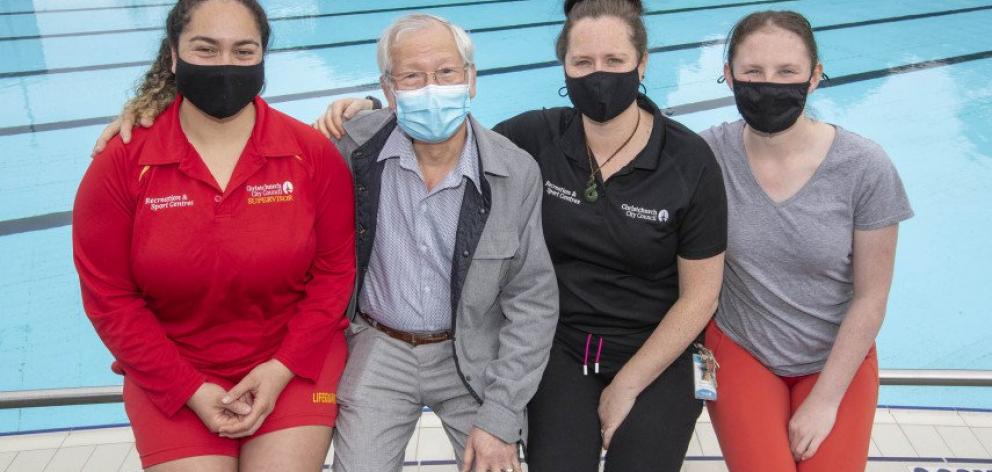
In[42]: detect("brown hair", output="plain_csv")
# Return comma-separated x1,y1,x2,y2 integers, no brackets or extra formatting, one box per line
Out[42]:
129,0,271,117
556,0,647,63
726,10,818,68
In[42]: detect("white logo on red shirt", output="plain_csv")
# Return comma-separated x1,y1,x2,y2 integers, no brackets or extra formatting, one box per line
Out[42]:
144,194,194,211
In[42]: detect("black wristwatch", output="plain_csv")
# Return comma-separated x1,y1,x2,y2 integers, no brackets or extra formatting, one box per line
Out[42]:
365,95,383,110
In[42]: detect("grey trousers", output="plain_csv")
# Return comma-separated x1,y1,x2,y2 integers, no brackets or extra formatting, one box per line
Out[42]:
332,323,480,472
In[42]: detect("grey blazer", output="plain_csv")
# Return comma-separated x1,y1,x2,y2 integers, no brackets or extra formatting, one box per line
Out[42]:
335,109,559,444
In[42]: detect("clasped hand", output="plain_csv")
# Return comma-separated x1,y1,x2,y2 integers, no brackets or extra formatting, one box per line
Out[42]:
185,359,294,439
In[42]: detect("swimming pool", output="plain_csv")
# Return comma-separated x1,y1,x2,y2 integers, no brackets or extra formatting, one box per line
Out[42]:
1,0,990,433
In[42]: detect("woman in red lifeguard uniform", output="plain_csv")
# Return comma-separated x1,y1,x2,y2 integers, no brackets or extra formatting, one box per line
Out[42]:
72,1,354,470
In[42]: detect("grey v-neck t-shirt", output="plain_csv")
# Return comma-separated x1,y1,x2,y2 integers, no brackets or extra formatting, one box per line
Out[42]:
701,120,913,376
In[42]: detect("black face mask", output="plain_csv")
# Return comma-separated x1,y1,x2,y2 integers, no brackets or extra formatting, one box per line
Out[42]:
175,58,265,119
731,78,810,134
564,69,640,123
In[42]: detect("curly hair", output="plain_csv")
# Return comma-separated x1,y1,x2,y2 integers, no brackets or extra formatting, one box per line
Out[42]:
128,0,270,118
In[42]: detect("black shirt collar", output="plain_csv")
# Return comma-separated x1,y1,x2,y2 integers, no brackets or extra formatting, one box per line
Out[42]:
557,93,668,172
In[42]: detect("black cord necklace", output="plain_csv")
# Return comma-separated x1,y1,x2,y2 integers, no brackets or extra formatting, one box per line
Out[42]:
583,109,641,203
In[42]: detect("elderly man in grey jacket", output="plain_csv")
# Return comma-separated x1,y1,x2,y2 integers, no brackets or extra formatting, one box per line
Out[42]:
331,13,558,472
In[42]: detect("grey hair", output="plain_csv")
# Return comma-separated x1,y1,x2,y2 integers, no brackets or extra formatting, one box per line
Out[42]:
376,14,475,75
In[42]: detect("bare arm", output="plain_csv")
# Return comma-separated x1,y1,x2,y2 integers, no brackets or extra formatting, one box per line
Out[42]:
812,226,896,401
599,252,724,448
314,98,375,140
789,224,899,460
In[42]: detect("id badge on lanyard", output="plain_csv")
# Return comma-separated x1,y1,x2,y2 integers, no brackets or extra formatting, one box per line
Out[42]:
692,343,719,401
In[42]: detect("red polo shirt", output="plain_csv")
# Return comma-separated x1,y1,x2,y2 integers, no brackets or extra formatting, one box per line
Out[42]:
73,96,355,416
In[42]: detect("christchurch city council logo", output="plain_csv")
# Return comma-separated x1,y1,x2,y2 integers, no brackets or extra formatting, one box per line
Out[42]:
621,203,670,224
247,181,295,205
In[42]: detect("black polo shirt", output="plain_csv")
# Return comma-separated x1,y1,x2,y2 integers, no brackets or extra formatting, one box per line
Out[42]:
494,95,727,356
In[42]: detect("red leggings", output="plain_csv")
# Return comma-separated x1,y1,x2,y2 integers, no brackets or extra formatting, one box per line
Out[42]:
704,322,878,472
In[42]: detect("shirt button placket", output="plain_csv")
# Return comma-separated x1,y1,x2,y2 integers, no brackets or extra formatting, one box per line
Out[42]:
416,203,429,326
213,194,224,216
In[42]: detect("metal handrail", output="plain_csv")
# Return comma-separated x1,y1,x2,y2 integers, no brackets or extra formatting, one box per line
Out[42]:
0,385,122,409
1,369,991,410
879,369,992,387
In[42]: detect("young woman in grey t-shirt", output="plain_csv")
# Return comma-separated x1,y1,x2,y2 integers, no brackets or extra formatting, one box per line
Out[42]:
699,11,913,471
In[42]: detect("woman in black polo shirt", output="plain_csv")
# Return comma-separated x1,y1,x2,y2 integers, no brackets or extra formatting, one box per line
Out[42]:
493,1,725,468
495,3,726,470
93,1,725,470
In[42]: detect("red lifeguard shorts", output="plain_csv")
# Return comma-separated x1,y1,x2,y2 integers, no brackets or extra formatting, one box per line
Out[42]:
123,334,346,468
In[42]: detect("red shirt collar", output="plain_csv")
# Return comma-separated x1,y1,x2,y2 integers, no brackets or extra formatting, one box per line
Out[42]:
138,95,303,166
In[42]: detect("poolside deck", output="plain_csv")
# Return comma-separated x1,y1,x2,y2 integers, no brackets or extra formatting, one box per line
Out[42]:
2,406,991,471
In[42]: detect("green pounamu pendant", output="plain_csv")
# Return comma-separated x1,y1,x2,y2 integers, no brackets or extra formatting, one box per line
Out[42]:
584,178,599,203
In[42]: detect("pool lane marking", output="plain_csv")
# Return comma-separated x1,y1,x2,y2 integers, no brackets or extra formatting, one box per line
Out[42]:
274,0,528,21
2,8,991,138
0,61,153,80
0,0,792,42
813,3,992,31
0,0,988,135
0,0,797,75
0,2,174,16
1,48,991,236
0,0,985,78
0,211,72,236
8,0,990,48
0,0,526,18
662,49,992,116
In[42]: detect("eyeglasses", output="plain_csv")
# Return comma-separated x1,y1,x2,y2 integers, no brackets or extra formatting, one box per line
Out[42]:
387,64,472,90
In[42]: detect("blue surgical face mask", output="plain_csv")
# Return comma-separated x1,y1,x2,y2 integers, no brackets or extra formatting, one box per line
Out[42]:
394,83,471,143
